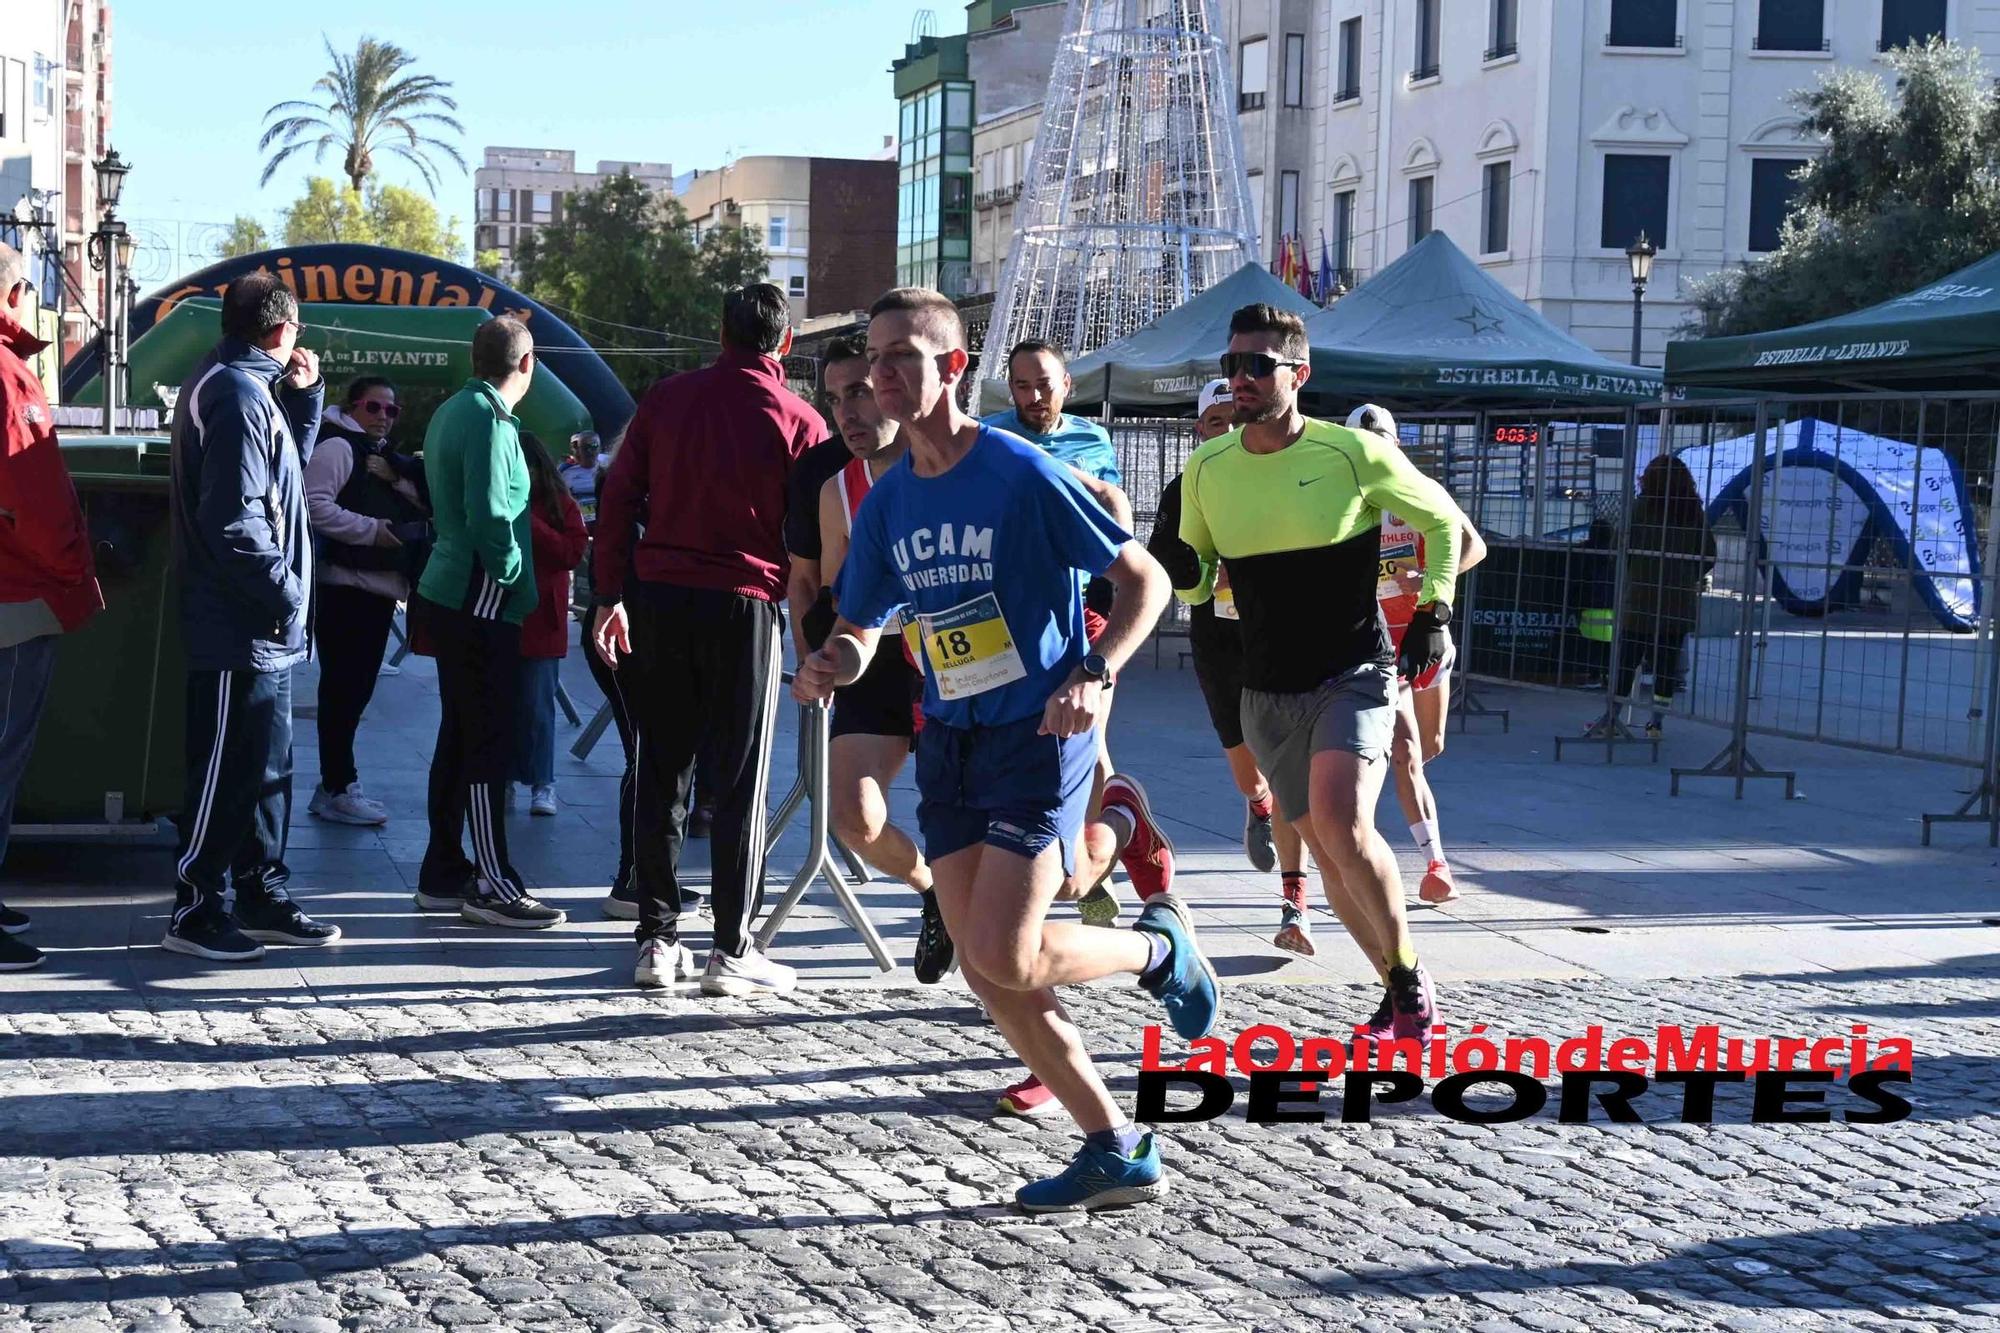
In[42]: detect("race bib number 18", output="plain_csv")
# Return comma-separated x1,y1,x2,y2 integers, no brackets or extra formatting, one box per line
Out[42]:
918,592,1028,700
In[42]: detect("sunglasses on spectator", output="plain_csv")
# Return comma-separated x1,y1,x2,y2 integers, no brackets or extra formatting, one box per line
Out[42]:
1220,351,1306,379
355,401,401,418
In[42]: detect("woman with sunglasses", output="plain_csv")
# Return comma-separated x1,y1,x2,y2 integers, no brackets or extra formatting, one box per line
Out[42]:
304,375,430,826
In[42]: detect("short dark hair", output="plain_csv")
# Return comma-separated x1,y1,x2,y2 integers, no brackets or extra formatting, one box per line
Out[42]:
1228,303,1309,361
222,272,298,343
722,283,790,354
868,286,966,352
473,316,534,380
345,375,396,404
1007,339,1066,377
820,334,869,392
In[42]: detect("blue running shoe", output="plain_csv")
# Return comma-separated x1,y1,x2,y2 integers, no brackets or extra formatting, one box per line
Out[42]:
1133,892,1220,1041
1015,1134,1167,1213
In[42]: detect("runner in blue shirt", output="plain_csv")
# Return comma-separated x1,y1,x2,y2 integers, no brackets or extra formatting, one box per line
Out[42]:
796,288,1219,1213
981,340,1173,1006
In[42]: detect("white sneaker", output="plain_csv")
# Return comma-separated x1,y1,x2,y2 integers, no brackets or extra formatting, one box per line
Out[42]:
308,783,389,826
530,784,558,817
635,938,697,987
700,947,797,997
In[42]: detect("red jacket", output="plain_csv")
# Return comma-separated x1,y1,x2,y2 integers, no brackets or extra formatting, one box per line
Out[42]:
522,488,588,659
0,309,100,631
594,345,828,603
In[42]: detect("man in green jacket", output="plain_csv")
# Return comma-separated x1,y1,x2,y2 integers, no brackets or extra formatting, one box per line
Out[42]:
412,316,563,928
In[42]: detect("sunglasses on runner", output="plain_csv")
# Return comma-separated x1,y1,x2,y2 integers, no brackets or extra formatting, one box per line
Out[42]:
1220,351,1307,380
356,401,401,418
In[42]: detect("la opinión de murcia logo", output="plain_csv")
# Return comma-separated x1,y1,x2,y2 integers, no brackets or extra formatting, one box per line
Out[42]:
1136,1023,1916,1126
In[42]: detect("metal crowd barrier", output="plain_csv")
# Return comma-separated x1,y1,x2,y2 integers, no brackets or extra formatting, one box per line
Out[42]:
753,699,896,972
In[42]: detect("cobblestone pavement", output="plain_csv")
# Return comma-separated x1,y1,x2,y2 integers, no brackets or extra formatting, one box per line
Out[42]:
2,966,1996,1332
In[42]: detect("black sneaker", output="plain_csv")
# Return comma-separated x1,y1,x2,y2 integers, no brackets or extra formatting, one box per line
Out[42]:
234,892,343,946
0,901,29,935
414,880,473,912
460,893,566,929
0,931,43,972
603,880,640,921
162,914,266,962
913,889,954,984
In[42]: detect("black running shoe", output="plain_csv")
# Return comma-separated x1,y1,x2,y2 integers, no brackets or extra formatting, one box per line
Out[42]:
603,880,640,921
234,892,342,946
0,931,43,972
0,901,29,935
460,893,566,929
162,914,265,962
913,889,953,984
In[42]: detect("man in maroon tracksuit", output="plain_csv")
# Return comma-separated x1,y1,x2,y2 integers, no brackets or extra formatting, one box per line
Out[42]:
592,284,828,995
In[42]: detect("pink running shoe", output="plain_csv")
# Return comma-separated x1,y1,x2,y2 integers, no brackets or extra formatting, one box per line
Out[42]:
1419,861,1461,904
996,1073,1063,1118
1101,774,1174,901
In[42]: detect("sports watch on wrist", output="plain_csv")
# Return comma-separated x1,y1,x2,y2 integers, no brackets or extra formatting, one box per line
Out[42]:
1080,652,1114,686
1421,601,1452,628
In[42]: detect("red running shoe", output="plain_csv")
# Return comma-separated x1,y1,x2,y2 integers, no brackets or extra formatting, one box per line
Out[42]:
1419,860,1460,904
1101,774,1174,900
996,1073,1062,1117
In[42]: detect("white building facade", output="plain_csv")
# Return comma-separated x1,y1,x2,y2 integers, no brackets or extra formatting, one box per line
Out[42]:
473,148,675,278
1278,0,1993,364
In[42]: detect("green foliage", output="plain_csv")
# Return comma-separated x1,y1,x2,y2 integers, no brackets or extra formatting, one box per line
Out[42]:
279,177,463,260
512,172,772,395
1693,39,2000,337
218,216,270,259
473,249,505,278
260,35,466,194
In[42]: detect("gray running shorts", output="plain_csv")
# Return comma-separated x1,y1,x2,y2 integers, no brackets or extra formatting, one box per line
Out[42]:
1240,664,1398,823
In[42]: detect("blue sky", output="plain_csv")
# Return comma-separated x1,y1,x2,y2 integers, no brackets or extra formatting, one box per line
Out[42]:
116,0,933,281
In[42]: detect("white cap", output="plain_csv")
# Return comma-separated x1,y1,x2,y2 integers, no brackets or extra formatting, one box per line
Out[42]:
1346,403,1398,440
1197,378,1232,415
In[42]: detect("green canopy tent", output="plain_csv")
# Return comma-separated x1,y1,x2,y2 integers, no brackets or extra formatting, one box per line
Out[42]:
1666,250,2000,392
71,299,595,443
1300,232,1664,410
976,264,1320,415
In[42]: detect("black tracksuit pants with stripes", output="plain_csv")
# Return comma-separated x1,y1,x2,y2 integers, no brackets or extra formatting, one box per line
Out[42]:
173,667,294,926
415,592,527,901
623,582,782,957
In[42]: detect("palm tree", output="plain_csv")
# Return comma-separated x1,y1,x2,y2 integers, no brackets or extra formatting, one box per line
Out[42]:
259,36,467,194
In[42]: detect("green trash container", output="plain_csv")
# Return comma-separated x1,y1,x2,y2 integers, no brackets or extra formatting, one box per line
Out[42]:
15,434,185,829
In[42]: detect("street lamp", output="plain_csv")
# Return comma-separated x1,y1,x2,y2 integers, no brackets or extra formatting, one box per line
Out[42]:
1626,230,1656,366
89,150,132,434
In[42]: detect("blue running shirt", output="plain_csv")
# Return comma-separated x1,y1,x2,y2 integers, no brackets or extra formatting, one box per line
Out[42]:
836,425,1130,729
983,409,1123,488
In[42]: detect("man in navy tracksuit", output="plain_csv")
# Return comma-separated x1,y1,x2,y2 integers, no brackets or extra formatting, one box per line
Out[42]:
164,273,342,961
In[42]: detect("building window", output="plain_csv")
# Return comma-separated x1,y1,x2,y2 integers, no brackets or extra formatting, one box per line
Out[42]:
1608,0,1677,47
1333,188,1356,281
1336,18,1362,100
1756,0,1826,50
1748,157,1806,252
1409,176,1435,246
492,190,514,222
1247,169,1263,238
1601,153,1671,249
32,55,50,119
1488,0,1519,59
1881,0,1947,50
768,214,788,249
1282,33,1306,107
1482,162,1511,253
1279,170,1300,239
1413,0,1441,79
788,274,807,298
1239,37,1268,111
531,191,553,223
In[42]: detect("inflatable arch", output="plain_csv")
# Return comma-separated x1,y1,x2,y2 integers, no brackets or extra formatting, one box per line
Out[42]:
62,243,636,440
1669,417,1982,631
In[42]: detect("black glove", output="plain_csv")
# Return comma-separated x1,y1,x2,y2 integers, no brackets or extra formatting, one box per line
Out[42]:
1396,606,1451,681
388,520,433,546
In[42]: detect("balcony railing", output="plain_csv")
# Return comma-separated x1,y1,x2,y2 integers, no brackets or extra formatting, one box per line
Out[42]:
973,181,1023,210
1605,31,1683,47
1409,63,1441,82
1332,85,1361,104
1752,34,1830,51
1484,41,1518,60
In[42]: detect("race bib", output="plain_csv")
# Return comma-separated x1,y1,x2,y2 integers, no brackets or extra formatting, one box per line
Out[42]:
918,592,1027,700
1213,561,1239,621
